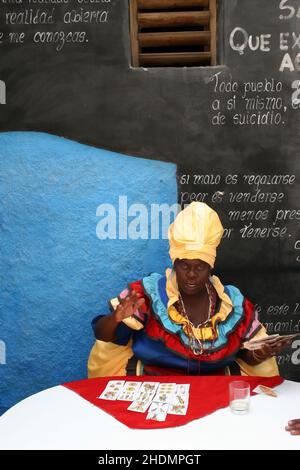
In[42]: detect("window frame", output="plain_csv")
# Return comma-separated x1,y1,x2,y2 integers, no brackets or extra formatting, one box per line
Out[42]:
129,0,218,68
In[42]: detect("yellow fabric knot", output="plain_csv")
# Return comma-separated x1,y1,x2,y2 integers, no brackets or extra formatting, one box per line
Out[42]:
168,202,224,268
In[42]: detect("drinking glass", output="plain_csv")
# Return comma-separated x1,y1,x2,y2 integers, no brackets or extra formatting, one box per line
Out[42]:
229,380,250,415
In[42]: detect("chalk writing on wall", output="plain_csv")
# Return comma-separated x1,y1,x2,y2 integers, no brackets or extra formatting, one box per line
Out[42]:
0,0,114,52
208,72,292,127
181,174,297,227
229,1,300,72
180,173,300,264
207,1,300,127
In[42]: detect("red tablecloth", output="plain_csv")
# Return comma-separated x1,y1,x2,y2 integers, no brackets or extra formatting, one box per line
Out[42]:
63,375,283,429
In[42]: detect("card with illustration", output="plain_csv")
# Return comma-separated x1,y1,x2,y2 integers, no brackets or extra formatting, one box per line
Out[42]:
175,384,190,395
98,380,125,400
253,384,278,397
157,383,177,392
134,382,159,402
154,391,175,404
146,402,169,422
117,381,142,401
154,383,177,404
139,382,160,393
168,390,189,415
127,400,152,413
241,333,300,351
171,393,189,407
168,402,189,415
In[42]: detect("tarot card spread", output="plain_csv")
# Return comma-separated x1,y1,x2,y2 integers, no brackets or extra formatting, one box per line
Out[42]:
98,381,190,421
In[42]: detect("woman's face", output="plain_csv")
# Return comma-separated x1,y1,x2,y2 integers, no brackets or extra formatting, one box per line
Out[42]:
174,258,210,296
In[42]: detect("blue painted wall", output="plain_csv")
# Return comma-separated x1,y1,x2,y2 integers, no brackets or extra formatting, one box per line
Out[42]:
0,132,177,413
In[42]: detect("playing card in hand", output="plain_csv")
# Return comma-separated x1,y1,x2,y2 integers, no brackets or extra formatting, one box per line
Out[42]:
241,333,300,351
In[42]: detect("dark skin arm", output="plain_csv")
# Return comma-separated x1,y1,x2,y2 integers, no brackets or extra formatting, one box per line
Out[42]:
286,419,300,436
94,291,145,342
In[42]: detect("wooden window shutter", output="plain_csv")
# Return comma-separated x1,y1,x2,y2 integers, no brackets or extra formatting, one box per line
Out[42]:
129,0,217,67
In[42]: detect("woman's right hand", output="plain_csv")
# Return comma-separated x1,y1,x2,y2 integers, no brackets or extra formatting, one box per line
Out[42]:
113,291,145,323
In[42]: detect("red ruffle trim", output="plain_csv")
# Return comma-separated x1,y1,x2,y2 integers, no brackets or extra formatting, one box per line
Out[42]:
145,298,256,362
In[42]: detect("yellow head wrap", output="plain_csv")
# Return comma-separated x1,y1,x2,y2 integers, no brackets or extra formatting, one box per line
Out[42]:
168,202,224,268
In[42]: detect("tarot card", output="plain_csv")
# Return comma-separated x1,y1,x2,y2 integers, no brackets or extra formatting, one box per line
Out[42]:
117,381,142,401
127,400,152,413
253,384,278,397
241,334,295,351
175,384,190,395
146,402,169,422
98,380,125,400
154,383,177,404
154,391,175,404
157,383,177,392
139,381,160,394
135,382,159,402
168,402,189,415
241,334,278,350
171,393,189,407
168,391,189,415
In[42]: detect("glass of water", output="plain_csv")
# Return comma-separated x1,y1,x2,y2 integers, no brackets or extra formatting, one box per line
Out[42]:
229,380,250,415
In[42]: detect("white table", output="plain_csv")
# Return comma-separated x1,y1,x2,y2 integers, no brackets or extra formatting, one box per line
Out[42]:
0,380,299,450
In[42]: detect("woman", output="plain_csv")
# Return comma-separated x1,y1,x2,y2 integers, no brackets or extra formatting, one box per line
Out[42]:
88,202,291,377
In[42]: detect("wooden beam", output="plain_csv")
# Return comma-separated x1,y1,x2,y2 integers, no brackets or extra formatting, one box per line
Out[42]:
138,11,210,29
129,0,140,67
138,0,209,10
139,31,210,48
139,51,211,66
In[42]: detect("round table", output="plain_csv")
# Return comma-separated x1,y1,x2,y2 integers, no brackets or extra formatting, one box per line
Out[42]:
0,379,299,450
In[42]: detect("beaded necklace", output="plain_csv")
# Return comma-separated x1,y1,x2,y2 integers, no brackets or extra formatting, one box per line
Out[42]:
178,282,216,356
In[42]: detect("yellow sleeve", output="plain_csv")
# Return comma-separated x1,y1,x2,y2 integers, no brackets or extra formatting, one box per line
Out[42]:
87,339,134,378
